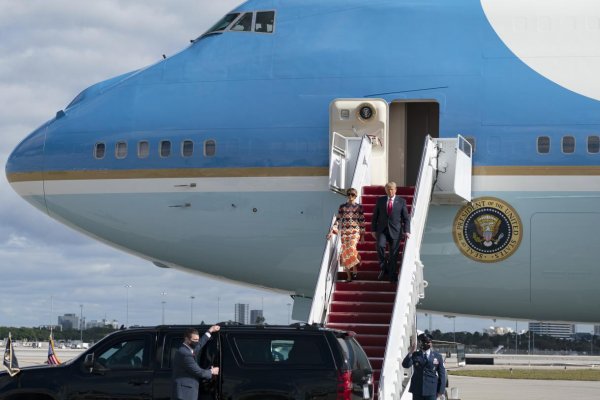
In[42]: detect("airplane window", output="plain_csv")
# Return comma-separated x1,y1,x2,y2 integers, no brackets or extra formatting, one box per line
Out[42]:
116,141,127,159
138,141,149,158
255,11,275,33
160,140,171,158
562,135,575,154
231,13,253,32
182,140,194,157
587,136,599,154
537,136,550,154
94,143,106,159
206,13,240,33
204,140,216,157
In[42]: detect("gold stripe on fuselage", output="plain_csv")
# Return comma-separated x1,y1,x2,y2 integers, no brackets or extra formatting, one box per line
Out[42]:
6,167,329,183
7,165,600,183
473,166,600,175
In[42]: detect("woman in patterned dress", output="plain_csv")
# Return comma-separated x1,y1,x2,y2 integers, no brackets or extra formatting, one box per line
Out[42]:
326,188,366,282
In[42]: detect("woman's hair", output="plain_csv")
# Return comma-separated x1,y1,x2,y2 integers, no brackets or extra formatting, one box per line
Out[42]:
346,188,357,196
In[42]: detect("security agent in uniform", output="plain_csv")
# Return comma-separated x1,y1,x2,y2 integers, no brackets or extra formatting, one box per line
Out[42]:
401,333,446,400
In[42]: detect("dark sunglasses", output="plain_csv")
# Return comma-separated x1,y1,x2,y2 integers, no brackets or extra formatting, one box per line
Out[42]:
347,193,357,197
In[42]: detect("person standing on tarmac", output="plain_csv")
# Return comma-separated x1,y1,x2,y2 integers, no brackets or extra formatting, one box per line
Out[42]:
172,326,220,400
402,333,447,400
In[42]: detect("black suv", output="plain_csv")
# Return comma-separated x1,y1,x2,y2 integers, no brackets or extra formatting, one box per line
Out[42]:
0,324,373,400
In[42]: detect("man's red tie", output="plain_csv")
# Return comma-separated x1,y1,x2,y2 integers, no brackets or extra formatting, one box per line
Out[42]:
387,198,393,215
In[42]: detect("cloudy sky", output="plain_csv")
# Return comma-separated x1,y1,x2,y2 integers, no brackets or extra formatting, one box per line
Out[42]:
0,0,592,335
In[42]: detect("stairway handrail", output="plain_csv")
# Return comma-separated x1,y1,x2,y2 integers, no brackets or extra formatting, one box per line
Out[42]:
379,136,437,400
308,136,373,324
307,214,340,325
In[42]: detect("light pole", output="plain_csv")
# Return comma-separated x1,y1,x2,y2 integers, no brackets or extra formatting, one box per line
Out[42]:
161,291,167,325
444,315,456,343
79,304,83,343
124,284,132,327
515,321,518,355
190,296,195,325
217,297,220,322
286,303,291,324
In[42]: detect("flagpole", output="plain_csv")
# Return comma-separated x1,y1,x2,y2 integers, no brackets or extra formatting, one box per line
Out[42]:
50,295,54,337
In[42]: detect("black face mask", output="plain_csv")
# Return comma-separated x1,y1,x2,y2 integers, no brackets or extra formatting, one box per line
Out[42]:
420,342,431,351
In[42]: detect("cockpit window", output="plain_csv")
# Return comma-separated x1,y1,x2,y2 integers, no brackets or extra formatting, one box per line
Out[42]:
255,11,275,33
206,13,240,34
231,13,253,32
200,11,275,39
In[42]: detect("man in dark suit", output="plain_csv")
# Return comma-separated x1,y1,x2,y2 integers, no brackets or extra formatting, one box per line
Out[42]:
371,181,411,282
402,333,447,400
172,326,220,400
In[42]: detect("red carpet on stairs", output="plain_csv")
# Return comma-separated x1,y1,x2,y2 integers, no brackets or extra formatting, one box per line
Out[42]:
325,185,415,398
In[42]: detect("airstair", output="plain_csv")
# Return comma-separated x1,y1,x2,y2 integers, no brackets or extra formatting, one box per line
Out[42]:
308,99,473,400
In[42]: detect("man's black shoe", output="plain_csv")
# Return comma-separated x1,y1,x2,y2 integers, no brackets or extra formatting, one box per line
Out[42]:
389,273,398,283
377,271,387,280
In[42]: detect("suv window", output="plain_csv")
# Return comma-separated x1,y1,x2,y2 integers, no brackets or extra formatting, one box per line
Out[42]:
231,334,333,367
96,338,149,370
163,336,184,369
337,337,371,370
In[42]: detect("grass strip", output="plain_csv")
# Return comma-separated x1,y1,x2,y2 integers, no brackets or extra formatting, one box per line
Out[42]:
448,369,600,381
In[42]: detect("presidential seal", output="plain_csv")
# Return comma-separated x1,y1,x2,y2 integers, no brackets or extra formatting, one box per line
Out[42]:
452,197,522,263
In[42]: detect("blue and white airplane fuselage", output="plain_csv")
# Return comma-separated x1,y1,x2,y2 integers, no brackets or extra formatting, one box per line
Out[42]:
6,0,600,322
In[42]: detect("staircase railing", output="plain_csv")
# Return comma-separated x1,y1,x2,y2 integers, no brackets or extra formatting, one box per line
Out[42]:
308,135,373,324
379,136,438,400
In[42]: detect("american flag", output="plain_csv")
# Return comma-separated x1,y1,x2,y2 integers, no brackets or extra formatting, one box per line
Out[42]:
3,333,20,376
47,336,61,365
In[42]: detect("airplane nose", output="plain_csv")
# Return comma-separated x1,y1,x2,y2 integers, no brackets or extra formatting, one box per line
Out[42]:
5,124,48,213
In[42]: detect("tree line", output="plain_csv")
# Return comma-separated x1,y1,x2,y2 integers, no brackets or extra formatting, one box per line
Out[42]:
427,329,597,355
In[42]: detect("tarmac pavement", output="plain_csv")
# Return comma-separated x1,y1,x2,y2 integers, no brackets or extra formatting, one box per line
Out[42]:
448,375,600,400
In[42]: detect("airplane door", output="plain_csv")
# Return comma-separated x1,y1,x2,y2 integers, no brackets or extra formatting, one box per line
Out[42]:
389,101,439,186
329,132,362,193
329,99,388,190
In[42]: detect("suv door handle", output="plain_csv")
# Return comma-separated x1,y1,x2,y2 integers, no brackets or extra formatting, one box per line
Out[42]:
129,379,150,386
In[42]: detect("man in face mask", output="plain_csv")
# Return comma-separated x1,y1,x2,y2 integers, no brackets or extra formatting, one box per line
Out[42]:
402,333,447,400
172,326,220,400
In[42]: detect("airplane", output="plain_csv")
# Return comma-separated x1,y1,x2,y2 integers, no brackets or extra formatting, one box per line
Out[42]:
5,0,600,325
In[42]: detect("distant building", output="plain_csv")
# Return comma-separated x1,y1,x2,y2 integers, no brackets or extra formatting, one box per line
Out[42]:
39,324,62,332
234,303,249,324
58,313,79,330
594,325,600,336
528,322,575,339
250,309,264,325
87,318,119,329
484,326,514,336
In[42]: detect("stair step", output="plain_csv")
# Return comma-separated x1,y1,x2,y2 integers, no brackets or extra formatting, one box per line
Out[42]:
362,186,415,195
361,197,413,213
334,281,398,292
372,369,381,383
326,323,390,336
362,346,386,358
330,301,394,313
351,260,402,270
355,334,389,347
328,312,393,324
364,207,412,219
337,271,398,281
332,291,396,303
368,357,383,370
